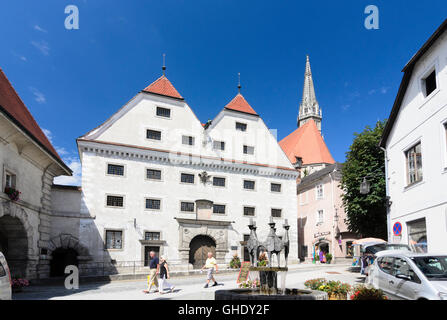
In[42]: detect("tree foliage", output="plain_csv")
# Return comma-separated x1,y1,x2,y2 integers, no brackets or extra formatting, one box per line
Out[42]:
340,120,387,239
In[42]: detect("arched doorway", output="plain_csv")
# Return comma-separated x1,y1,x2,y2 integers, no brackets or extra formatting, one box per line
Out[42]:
50,248,78,277
189,235,216,269
0,215,28,278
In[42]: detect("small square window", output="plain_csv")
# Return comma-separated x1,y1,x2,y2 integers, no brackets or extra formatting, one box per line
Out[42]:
271,183,281,192
243,180,255,190
213,140,225,151
105,230,122,249
317,210,324,224
5,172,16,189
146,199,161,210
316,184,324,199
243,145,254,155
181,201,195,212
107,195,124,207
156,107,171,118
147,129,161,140
147,169,162,180
213,177,226,187
213,204,226,214
145,232,160,241
271,209,282,218
182,135,195,146
236,122,247,131
107,164,124,176
181,173,195,184
423,70,437,97
243,206,255,216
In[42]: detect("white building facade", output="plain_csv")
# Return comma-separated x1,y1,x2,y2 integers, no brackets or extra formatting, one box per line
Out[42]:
72,74,299,270
380,19,447,253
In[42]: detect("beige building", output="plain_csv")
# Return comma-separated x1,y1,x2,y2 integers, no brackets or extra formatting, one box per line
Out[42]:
297,163,359,262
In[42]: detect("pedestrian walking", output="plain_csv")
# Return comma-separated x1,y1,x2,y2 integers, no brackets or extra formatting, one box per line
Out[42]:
158,256,175,294
143,251,159,293
201,252,219,288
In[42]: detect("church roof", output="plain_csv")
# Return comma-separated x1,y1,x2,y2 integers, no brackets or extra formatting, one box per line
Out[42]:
0,68,71,174
142,75,184,100
224,93,258,116
279,119,335,165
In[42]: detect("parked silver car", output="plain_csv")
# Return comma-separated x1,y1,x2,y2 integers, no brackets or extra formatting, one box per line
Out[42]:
366,250,447,300
0,252,12,300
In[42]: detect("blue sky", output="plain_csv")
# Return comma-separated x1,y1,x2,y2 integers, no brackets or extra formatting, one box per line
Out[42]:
1,1,446,185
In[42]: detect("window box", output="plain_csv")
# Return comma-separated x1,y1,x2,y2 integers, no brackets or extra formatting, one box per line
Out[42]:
4,187,20,201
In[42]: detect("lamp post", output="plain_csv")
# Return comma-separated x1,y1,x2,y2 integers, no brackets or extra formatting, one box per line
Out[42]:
360,177,371,194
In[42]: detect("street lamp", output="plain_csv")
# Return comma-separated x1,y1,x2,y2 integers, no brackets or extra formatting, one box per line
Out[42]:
360,177,371,194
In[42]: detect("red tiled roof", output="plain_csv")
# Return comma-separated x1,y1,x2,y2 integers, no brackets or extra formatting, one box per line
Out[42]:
224,93,258,116
142,75,183,100
0,68,70,173
279,119,335,165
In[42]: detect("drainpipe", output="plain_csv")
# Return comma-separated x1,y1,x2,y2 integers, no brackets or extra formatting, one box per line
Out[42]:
330,170,335,260
380,146,391,243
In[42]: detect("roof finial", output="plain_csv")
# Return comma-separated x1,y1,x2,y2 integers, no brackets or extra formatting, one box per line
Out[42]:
162,53,166,75
237,72,241,93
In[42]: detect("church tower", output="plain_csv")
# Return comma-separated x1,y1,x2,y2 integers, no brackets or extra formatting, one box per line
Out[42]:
297,55,322,132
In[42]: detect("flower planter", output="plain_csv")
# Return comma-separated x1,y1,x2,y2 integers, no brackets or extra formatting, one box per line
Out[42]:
328,293,347,300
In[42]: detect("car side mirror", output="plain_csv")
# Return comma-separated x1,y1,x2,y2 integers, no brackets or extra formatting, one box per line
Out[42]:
396,274,411,281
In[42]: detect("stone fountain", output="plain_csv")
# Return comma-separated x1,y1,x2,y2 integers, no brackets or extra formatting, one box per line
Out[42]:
215,218,328,300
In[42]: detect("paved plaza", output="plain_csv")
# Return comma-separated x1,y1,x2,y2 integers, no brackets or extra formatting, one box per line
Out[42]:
13,264,363,300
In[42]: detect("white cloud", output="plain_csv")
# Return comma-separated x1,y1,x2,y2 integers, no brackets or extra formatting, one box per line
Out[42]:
54,157,82,186
56,147,69,156
29,87,46,104
34,25,48,33
42,128,53,143
341,104,351,111
31,40,50,56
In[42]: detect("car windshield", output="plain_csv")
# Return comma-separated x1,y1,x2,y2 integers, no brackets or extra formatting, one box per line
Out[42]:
412,256,447,279
365,244,411,254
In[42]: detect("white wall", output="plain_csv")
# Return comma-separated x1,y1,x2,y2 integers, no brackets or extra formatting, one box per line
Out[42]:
386,32,447,253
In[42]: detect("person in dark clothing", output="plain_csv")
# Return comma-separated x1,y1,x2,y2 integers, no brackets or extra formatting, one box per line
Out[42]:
143,251,159,293
158,256,175,294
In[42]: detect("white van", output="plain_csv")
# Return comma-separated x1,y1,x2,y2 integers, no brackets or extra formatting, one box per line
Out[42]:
0,252,12,300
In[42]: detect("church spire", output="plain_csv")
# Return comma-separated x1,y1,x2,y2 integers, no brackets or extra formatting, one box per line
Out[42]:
298,55,322,132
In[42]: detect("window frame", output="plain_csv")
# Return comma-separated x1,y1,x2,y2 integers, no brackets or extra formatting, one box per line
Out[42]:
180,201,195,213
270,183,282,193
316,184,324,199
271,208,282,218
106,163,126,177
213,140,225,151
316,209,324,225
182,135,195,146
404,141,423,187
421,68,438,98
145,198,162,211
180,172,195,184
146,128,162,141
243,179,256,191
243,206,256,217
104,229,124,250
105,194,125,208
213,204,227,215
155,106,171,119
3,167,17,190
144,231,161,241
235,122,247,132
212,176,226,188
146,168,163,181
243,145,255,155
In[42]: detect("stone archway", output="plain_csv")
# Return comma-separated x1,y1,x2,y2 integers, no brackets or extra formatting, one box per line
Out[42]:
0,201,36,278
189,235,216,269
47,233,92,276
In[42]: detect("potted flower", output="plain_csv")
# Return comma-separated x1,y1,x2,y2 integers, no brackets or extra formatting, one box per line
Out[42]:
325,253,333,264
304,278,327,290
229,254,241,269
350,285,388,300
12,278,29,293
238,279,260,289
4,187,20,201
317,280,351,300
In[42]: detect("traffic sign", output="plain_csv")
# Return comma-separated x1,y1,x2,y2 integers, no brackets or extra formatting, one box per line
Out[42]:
393,222,402,236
